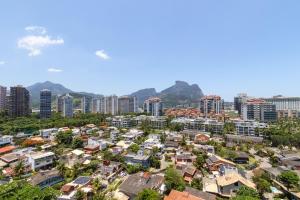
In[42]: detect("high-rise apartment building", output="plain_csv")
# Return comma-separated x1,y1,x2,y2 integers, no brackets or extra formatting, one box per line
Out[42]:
40,89,52,119
62,94,73,117
234,93,249,115
104,95,118,115
200,95,223,118
7,86,30,117
118,96,137,114
0,86,7,112
92,97,105,113
56,95,64,113
263,95,300,111
81,96,91,114
242,99,277,122
144,97,163,116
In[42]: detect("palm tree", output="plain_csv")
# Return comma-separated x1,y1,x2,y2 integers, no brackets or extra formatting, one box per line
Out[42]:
57,162,66,176
92,178,102,192
14,161,25,177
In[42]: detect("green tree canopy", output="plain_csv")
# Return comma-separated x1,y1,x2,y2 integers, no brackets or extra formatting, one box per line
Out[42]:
279,170,300,190
164,167,185,194
135,189,161,200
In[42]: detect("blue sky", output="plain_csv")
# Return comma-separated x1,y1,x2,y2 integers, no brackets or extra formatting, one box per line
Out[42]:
0,0,300,101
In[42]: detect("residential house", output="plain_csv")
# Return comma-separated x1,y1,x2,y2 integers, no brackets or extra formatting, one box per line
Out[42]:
29,169,63,189
206,155,236,172
164,190,203,200
175,152,197,165
194,133,210,144
26,151,55,171
233,152,250,164
119,172,164,199
0,135,13,147
124,150,150,168
216,173,256,197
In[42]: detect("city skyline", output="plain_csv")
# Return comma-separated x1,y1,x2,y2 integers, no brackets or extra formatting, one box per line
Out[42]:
1,1,300,101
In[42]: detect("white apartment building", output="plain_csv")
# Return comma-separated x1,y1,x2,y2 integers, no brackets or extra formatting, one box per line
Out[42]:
27,151,55,171
0,135,13,146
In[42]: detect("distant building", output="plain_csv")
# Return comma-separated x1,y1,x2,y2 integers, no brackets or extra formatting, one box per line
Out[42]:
144,97,163,116
0,86,6,112
91,97,105,113
234,93,249,115
81,96,91,114
56,95,64,113
7,86,31,117
62,94,73,117
264,95,300,111
200,95,223,118
277,109,300,119
104,95,118,115
27,151,55,171
242,99,277,122
118,96,137,114
40,89,52,119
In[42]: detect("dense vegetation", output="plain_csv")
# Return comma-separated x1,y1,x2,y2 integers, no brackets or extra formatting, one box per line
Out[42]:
0,181,58,200
0,113,108,134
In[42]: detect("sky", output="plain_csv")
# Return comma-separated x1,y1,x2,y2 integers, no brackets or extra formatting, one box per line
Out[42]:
0,0,300,101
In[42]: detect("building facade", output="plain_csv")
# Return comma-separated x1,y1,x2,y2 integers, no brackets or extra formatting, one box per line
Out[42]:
7,86,30,117
0,86,6,112
200,95,223,118
56,95,64,113
104,95,118,115
62,94,73,117
40,89,52,119
234,93,249,115
143,97,163,116
242,99,277,122
81,96,91,114
118,96,137,114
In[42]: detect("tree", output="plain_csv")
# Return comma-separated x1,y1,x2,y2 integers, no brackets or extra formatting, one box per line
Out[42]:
129,144,140,154
56,130,73,146
194,154,207,170
231,186,260,200
279,170,300,190
57,162,66,177
256,178,271,194
0,180,58,199
164,167,185,194
92,178,102,192
72,137,84,149
93,192,106,200
14,161,25,176
150,156,161,169
191,178,203,190
75,190,85,200
135,189,161,200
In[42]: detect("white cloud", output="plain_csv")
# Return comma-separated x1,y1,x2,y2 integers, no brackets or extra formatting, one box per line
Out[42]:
95,50,110,60
48,68,63,73
25,26,47,34
18,26,64,56
0,61,5,65
18,35,64,56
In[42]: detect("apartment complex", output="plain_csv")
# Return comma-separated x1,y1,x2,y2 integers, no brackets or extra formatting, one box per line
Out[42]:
81,96,92,114
144,97,163,116
199,95,223,118
264,96,300,111
40,89,52,119
242,99,277,122
104,95,118,115
118,96,137,114
62,94,73,117
7,86,31,117
0,86,6,112
56,95,64,113
234,93,249,115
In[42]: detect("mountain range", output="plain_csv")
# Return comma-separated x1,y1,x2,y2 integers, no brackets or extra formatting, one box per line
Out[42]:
27,80,204,108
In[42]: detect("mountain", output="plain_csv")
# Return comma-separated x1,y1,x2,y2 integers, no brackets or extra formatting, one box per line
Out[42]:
27,81,100,108
160,81,204,107
130,88,158,107
131,81,204,107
